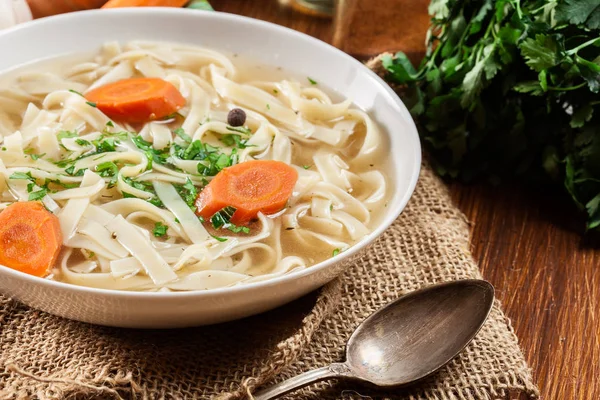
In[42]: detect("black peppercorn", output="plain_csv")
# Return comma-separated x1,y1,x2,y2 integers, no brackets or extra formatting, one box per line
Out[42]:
227,108,246,127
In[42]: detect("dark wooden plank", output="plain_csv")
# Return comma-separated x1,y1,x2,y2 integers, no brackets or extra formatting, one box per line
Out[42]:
214,1,600,398
450,183,600,400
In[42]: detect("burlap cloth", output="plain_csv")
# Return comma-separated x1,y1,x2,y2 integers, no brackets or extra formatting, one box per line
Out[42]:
0,59,540,400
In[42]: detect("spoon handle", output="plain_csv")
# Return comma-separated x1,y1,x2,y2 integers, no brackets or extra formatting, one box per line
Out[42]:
252,362,352,400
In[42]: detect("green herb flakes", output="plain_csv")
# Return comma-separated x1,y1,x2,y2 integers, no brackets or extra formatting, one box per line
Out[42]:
226,125,252,135
210,206,250,234
173,127,192,143
153,222,169,238
68,89,84,97
9,172,33,181
210,234,228,242
28,188,47,201
57,131,79,140
75,139,91,147
174,178,198,210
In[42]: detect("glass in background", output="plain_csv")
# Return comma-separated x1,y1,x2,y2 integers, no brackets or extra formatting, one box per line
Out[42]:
283,0,334,18
332,0,430,62
25,0,108,18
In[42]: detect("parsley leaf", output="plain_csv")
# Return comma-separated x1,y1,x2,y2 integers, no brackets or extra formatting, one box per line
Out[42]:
226,125,252,135
28,188,47,201
210,206,236,229
210,206,250,234
68,89,84,97
557,0,600,30
75,139,91,147
174,178,198,210
173,127,192,143
519,34,561,72
153,222,169,238
220,134,250,148
176,140,237,176
131,135,170,168
96,161,119,187
92,137,118,153
210,234,228,242
307,77,318,85
9,172,33,181
57,131,79,140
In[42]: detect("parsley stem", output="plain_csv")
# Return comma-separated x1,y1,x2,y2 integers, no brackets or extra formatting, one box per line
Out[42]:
547,82,586,91
566,37,600,56
512,0,523,19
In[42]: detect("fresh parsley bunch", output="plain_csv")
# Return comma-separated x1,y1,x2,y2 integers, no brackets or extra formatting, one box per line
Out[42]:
384,0,600,229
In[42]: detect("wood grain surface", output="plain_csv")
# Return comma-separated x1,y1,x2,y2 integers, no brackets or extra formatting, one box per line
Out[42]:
212,1,599,399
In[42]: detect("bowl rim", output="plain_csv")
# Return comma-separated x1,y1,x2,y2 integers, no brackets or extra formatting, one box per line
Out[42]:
0,7,422,299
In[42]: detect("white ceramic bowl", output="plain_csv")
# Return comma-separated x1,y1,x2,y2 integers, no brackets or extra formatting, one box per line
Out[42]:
0,8,421,328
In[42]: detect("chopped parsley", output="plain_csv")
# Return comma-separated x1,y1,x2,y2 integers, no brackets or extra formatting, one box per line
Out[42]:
86,101,97,108
266,104,271,110
175,140,237,176
152,222,169,238
28,188,47,201
131,135,170,168
75,139,91,147
57,130,79,141
174,178,198,210
307,77,317,85
210,206,250,234
332,248,341,257
162,112,181,120
226,125,252,135
303,165,312,170
96,161,119,188
273,88,279,94
106,121,114,128
68,89,84,97
210,234,228,242
92,137,118,153
29,153,45,160
9,171,34,181
220,134,251,149
65,166,86,177
173,127,192,143
210,206,236,229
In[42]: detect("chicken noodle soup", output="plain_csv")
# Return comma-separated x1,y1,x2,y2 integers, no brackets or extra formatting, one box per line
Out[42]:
0,41,390,291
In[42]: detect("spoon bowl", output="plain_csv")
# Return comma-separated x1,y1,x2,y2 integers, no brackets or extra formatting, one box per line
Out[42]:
254,279,494,399
346,279,494,387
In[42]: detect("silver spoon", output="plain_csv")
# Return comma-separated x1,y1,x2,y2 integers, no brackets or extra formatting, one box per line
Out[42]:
253,279,494,400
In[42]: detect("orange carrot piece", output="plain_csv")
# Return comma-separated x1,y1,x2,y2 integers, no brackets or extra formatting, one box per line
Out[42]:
0,202,62,277
195,160,299,225
102,0,188,8
85,77,186,124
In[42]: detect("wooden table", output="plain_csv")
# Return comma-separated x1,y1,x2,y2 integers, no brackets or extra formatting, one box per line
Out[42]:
211,1,599,399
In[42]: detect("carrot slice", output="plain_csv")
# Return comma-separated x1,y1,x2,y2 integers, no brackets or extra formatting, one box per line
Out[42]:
85,77,186,124
0,202,62,277
195,160,299,225
102,0,188,8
